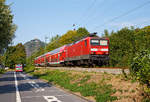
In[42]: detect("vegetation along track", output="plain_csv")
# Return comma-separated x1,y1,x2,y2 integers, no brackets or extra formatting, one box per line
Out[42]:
36,67,129,74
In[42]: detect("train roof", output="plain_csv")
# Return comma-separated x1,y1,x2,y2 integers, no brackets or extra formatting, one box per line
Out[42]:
50,45,67,55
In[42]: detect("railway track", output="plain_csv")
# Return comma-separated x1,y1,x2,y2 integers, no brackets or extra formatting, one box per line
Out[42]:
35,67,129,75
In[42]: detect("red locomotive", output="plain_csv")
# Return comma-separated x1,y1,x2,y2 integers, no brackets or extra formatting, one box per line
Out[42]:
34,33,109,67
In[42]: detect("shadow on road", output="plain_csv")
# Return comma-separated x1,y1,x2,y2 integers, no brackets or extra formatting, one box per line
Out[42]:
0,71,53,94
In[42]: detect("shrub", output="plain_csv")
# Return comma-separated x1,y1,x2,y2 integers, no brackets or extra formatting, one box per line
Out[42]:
0,69,4,74
24,65,35,73
130,50,150,87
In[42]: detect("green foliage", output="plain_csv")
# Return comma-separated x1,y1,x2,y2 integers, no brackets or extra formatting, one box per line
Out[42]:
130,50,150,87
59,30,77,45
107,26,150,68
103,29,109,37
135,26,150,51
30,69,117,102
142,98,150,102
0,55,4,65
0,68,5,74
4,43,26,68
76,27,89,40
24,65,35,73
0,1,16,53
79,75,91,84
109,27,136,67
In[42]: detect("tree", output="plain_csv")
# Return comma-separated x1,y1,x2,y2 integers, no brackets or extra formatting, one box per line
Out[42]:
103,29,109,37
109,27,136,67
131,50,150,88
0,0,16,53
76,27,89,40
4,43,26,68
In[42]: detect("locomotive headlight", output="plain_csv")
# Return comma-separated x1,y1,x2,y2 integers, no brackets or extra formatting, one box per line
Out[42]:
100,48,108,51
91,48,98,51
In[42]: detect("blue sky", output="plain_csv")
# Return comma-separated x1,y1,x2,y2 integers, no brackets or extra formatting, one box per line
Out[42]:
6,0,150,45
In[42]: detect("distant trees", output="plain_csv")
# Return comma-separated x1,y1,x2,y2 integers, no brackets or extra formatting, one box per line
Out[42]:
4,43,26,68
0,0,16,53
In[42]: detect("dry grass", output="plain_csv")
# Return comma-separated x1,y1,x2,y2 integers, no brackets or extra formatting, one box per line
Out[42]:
34,68,143,102
68,70,143,102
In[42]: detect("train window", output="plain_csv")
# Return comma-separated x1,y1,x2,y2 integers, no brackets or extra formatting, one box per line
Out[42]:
85,40,87,46
100,40,108,46
91,39,99,45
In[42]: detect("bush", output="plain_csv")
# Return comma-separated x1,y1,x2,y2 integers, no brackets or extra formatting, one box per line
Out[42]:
130,50,150,87
24,65,35,73
0,69,5,74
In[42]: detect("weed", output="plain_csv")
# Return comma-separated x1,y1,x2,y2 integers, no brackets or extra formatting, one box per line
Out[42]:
124,90,129,92
131,89,135,93
142,98,150,102
27,69,118,102
131,77,137,83
79,75,91,84
118,89,123,93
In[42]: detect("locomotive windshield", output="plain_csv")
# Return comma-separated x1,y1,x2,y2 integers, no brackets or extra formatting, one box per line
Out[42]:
91,39,108,46
100,40,108,46
91,39,99,45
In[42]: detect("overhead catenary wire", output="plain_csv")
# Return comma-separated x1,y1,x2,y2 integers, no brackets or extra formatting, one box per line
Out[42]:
96,18,150,37
83,0,107,27
134,19,150,28
75,0,97,28
92,0,150,31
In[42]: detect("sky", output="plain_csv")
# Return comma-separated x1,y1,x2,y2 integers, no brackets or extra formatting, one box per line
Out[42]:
6,0,150,45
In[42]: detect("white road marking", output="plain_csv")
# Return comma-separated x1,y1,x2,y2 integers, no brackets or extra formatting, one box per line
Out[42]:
20,73,45,92
43,96,62,102
14,72,22,102
22,96,42,99
22,94,70,99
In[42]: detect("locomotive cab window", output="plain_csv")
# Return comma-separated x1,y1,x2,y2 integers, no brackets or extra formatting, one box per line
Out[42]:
84,40,87,46
91,39,99,45
100,40,108,46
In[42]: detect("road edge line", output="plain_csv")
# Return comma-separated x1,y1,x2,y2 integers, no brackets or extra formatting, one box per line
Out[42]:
14,72,22,102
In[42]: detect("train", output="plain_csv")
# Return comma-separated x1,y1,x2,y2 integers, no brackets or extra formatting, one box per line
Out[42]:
34,33,109,67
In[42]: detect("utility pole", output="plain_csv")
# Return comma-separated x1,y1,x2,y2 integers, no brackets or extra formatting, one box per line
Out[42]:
73,24,76,31
34,38,39,66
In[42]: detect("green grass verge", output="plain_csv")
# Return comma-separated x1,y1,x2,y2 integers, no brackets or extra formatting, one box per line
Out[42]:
24,65,35,73
26,68,117,102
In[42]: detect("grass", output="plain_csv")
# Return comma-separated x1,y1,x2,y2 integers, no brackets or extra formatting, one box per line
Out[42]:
24,66,117,102
0,69,5,74
24,65,35,73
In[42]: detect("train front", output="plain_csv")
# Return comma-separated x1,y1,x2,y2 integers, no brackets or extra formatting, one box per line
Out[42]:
89,37,109,65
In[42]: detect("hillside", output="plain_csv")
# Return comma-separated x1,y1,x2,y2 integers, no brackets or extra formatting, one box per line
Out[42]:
24,39,45,57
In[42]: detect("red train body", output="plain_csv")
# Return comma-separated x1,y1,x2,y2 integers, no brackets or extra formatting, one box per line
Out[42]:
34,36,109,67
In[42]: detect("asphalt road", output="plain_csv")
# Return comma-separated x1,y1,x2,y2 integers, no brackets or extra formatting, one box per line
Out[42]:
0,71,88,102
